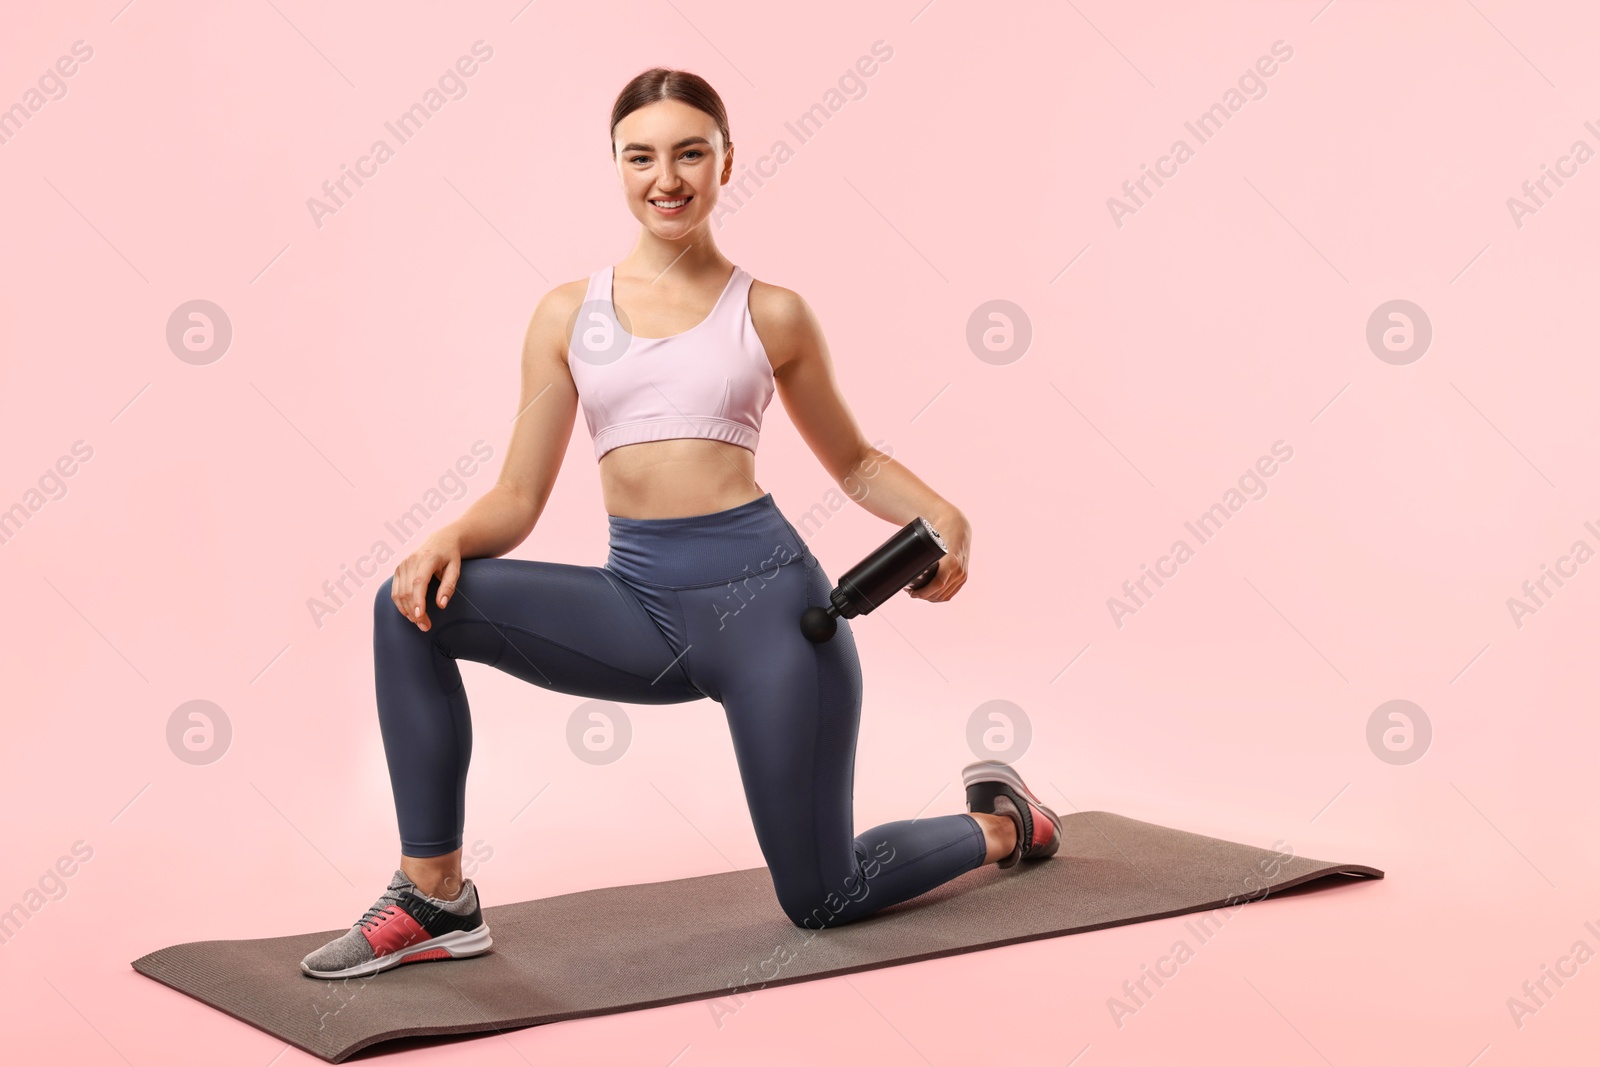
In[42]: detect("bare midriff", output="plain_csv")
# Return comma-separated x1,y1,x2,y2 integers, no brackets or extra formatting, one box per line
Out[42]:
598,438,766,519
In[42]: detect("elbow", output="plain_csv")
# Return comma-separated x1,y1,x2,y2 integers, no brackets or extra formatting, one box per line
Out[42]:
837,440,889,497
854,439,893,475
494,481,543,539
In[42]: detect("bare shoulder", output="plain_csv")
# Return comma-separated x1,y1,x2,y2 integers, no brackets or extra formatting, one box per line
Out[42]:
748,277,819,376
523,276,593,367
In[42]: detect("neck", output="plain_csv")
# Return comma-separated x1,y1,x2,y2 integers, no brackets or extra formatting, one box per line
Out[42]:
624,232,730,282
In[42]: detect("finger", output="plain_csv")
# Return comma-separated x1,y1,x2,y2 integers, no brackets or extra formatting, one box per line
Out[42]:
391,566,411,615
438,555,461,609
928,568,962,602
906,561,941,598
409,572,430,629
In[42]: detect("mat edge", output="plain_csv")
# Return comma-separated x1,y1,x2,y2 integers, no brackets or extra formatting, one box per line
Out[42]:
275,860,1387,1062
129,957,344,1063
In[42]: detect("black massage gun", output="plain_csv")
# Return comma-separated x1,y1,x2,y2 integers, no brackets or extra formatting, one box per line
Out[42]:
800,517,948,643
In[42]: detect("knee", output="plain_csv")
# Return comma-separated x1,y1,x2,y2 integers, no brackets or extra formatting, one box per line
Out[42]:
781,901,856,933
373,575,415,634
775,882,862,932
374,571,442,615
779,898,825,931
374,575,396,620
376,564,481,631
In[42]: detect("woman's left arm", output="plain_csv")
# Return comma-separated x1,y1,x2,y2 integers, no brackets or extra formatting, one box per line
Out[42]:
756,283,969,603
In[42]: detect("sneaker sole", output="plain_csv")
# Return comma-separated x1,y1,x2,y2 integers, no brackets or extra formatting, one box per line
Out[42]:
962,760,1045,806
301,922,494,980
962,760,1062,861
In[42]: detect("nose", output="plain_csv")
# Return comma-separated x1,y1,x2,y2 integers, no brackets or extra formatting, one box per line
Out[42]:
656,158,684,192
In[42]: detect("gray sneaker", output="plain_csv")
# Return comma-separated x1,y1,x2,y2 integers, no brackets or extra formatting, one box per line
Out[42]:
300,869,492,979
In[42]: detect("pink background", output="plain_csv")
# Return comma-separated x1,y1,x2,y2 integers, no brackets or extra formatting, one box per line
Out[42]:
3,1,1597,1063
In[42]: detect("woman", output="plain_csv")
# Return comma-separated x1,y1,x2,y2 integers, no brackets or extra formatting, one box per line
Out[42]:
301,68,1062,980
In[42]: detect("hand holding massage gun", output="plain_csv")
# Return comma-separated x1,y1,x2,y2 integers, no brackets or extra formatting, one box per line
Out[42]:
800,516,948,643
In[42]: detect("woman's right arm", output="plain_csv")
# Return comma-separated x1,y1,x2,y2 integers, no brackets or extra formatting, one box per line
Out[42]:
391,285,581,630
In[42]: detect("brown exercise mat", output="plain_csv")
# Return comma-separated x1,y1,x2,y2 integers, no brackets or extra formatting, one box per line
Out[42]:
130,811,1383,1062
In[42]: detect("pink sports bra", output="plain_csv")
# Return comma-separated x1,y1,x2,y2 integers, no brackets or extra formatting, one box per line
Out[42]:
567,264,776,461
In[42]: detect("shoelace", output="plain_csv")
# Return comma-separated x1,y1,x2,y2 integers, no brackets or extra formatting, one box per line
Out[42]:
355,879,466,932
355,892,406,933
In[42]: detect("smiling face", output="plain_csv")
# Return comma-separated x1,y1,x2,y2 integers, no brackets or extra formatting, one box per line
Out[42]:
613,98,733,239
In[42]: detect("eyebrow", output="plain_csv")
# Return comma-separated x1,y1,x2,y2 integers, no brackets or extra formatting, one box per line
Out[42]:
619,136,711,153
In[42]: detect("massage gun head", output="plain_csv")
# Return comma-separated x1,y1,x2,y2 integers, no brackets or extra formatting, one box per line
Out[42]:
800,605,837,643
799,515,946,643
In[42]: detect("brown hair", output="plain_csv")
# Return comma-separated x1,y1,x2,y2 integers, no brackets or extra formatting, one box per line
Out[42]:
609,68,731,157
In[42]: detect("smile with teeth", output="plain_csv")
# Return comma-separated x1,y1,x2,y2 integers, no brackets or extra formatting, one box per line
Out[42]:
651,195,691,209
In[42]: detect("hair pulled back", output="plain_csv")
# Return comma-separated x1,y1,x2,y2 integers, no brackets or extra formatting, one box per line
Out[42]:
609,68,731,156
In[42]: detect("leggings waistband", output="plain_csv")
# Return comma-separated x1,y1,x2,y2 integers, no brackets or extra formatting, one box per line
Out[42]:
605,491,812,589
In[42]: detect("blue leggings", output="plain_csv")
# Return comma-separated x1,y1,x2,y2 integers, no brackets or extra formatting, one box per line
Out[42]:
372,492,986,929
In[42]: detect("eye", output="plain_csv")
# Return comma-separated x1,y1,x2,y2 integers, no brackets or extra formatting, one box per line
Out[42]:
628,155,650,165
682,150,704,160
